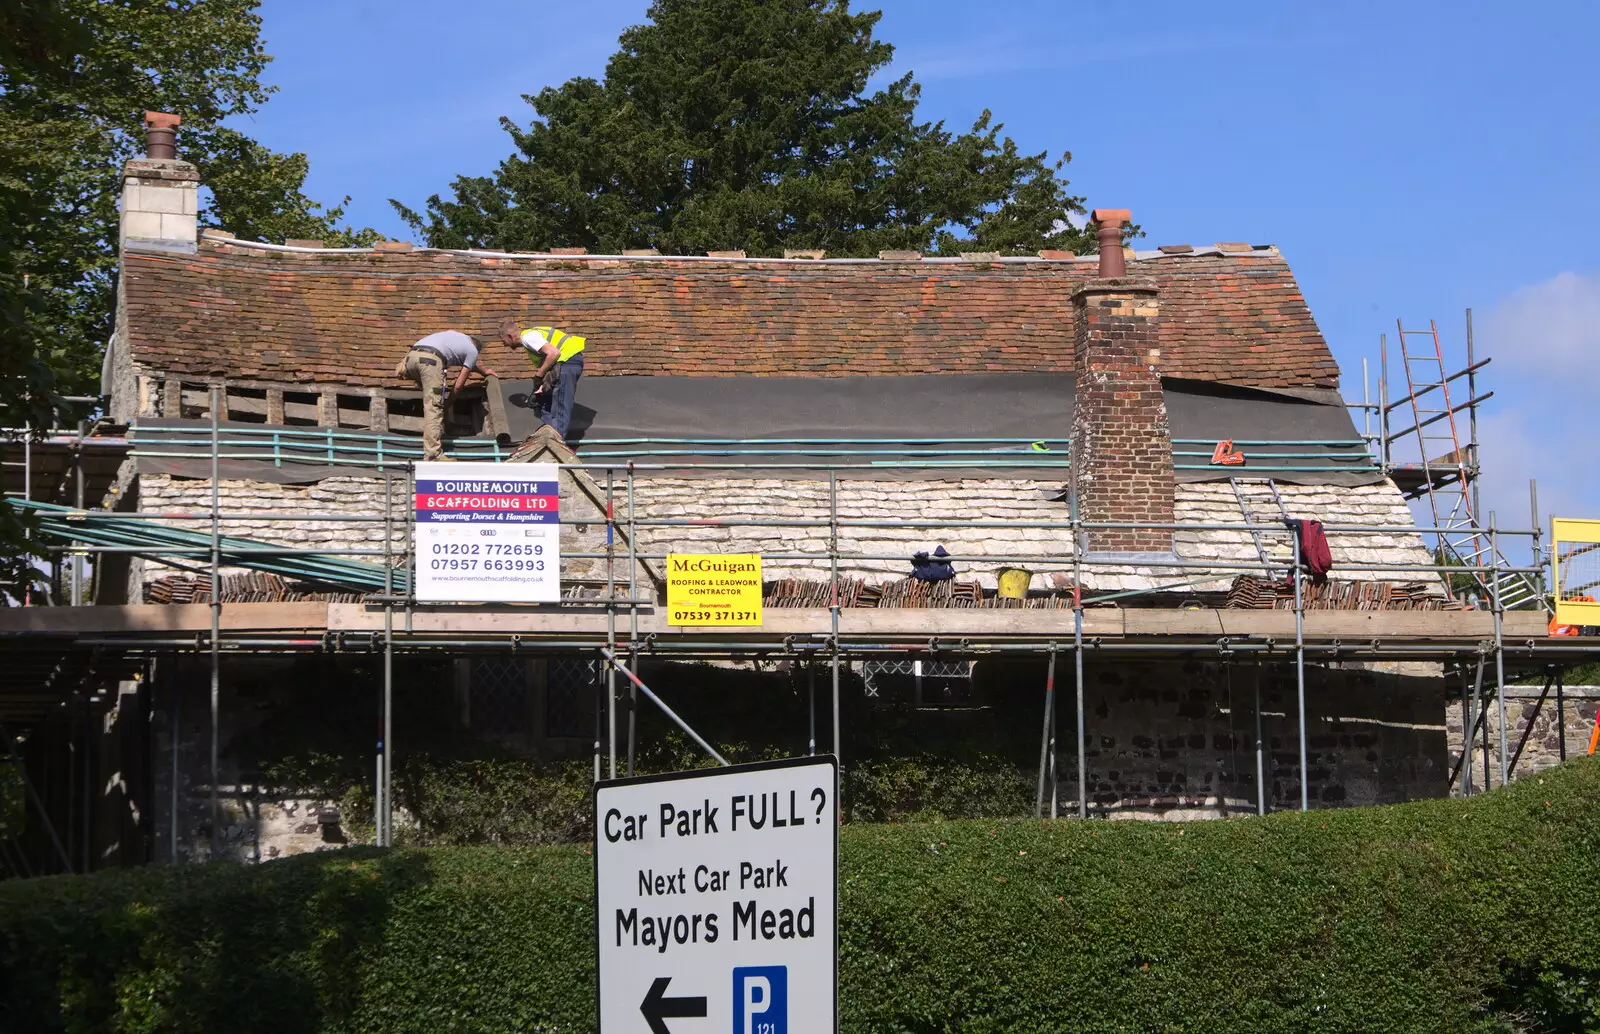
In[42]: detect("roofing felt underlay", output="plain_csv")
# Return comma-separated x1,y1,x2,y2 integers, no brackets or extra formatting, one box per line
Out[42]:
497,373,1379,484
129,375,1376,485
120,240,1339,392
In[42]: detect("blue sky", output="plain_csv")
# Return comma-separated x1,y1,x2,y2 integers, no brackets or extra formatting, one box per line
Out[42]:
241,0,1599,531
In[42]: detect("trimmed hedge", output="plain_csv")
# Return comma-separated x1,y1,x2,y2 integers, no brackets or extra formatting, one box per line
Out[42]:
1,757,1597,1032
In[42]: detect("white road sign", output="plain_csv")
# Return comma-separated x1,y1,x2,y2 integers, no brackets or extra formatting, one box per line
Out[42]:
412,461,561,602
595,756,838,1034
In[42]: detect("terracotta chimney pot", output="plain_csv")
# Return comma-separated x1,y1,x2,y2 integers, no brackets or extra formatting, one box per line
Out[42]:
1091,208,1131,277
144,111,181,159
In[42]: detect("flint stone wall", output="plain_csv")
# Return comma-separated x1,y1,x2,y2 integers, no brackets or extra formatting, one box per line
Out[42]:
1028,658,1447,819
1444,684,1599,793
130,472,1435,597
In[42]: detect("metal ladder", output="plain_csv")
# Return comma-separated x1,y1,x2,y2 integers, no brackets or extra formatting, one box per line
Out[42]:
1230,477,1295,579
1395,321,1541,610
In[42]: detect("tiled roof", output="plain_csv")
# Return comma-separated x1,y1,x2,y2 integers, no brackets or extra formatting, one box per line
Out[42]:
120,241,1339,390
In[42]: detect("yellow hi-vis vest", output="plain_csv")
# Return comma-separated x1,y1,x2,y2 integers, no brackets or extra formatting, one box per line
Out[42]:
528,325,586,363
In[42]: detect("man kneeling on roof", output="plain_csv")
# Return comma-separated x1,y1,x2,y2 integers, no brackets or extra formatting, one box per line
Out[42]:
394,330,497,462
500,319,586,442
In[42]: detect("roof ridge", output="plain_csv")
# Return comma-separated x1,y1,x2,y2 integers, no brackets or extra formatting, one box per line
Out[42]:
197,231,1278,264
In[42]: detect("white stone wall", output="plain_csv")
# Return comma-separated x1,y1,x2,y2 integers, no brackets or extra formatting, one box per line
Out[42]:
136,474,402,589
134,469,649,593
1174,481,1437,592
628,476,1070,587
134,471,1436,596
629,476,1435,592
119,166,198,250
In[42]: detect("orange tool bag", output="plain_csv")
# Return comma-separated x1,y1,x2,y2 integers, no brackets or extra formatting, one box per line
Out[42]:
1211,440,1245,466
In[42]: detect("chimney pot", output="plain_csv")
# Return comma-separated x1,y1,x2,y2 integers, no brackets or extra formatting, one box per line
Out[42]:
143,111,181,160
1091,208,1131,278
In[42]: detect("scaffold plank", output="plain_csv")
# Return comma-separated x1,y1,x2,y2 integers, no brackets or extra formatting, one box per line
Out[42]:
0,602,329,634
0,602,1554,643
1125,611,1227,637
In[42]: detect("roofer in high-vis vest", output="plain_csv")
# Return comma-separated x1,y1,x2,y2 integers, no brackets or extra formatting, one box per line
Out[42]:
394,330,497,461
500,320,586,441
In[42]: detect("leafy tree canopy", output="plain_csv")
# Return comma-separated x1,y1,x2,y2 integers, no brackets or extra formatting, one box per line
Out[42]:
0,0,380,408
395,0,1096,258
0,0,378,597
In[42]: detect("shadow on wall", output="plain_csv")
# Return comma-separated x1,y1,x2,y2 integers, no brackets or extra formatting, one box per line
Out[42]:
153,653,1449,857
160,654,461,863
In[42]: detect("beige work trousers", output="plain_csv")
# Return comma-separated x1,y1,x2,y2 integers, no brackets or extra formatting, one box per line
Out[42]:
396,350,448,460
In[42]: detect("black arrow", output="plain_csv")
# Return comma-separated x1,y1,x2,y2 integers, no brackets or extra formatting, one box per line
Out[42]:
640,976,707,1034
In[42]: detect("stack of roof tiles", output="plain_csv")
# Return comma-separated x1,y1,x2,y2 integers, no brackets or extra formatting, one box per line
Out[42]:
1225,575,1465,611
763,577,1080,609
144,572,366,604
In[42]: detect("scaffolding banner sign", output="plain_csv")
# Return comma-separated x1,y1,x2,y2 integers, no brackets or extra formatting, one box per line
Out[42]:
667,553,764,626
412,461,560,602
595,756,838,1034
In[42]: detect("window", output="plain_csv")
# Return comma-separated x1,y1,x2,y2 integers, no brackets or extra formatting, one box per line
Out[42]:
861,659,975,707
544,655,595,739
467,657,532,739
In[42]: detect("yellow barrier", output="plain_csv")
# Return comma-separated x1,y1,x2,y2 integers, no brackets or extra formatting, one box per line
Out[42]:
1552,518,1600,625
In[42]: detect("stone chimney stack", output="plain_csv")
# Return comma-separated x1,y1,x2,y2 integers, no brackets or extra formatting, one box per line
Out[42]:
1070,208,1175,554
120,111,198,254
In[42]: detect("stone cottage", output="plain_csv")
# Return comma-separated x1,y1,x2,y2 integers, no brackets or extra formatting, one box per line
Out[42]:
43,116,1586,866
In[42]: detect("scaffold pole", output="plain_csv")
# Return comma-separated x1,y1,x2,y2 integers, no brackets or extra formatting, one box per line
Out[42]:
1253,663,1266,815
601,648,728,767
208,386,221,857
830,472,842,790
1034,644,1054,819
605,470,616,785
627,465,639,778
1072,488,1085,821
381,473,393,847
1294,532,1308,812
1492,513,1508,786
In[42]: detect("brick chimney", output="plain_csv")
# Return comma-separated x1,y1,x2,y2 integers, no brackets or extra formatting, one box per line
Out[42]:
120,111,199,254
1070,208,1175,554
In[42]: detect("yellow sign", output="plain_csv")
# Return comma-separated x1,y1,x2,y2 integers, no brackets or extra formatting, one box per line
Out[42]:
666,553,764,626
1552,518,1600,625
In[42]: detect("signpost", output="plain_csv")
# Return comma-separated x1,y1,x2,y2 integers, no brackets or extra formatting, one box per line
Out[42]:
666,553,764,626
595,756,837,1034
412,461,561,602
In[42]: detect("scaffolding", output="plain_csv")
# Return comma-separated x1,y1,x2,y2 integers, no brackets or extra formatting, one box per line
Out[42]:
4,358,1599,876
1358,310,1545,612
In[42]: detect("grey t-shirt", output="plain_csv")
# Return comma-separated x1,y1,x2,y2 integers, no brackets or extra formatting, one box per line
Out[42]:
412,330,479,367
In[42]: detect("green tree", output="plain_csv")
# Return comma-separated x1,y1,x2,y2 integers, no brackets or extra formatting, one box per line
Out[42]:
1,0,380,400
395,0,1097,258
0,0,380,599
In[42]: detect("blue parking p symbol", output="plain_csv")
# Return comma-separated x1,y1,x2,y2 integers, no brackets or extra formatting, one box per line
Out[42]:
732,966,787,1034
